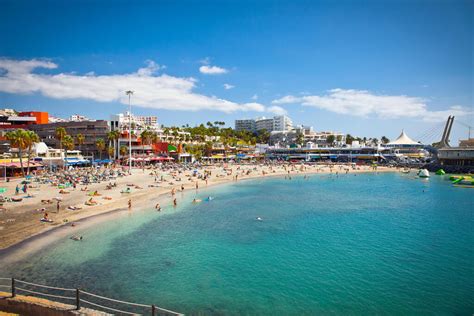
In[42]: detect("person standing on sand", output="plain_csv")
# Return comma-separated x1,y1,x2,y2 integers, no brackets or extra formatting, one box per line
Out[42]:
181,184,184,191
155,203,161,211
56,200,60,213
173,198,177,207
195,182,199,190
128,199,132,209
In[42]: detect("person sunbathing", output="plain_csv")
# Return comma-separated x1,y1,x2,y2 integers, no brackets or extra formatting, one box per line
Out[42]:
40,213,53,223
85,198,98,206
41,199,53,204
67,206,82,210
59,189,69,194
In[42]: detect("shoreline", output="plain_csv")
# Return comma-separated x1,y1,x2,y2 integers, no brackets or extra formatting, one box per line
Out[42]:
0,164,398,264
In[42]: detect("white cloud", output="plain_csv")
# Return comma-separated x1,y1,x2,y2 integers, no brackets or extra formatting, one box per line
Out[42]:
199,65,228,75
273,88,472,122
136,60,164,76
0,58,265,114
267,105,287,115
199,57,210,65
251,94,258,100
241,102,265,112
223,83,234,90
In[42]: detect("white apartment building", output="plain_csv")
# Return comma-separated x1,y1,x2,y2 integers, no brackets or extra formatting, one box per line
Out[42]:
255,118,274,131
235,119,256,132
110,112,160,132
273,115,293,131
235,115,293,133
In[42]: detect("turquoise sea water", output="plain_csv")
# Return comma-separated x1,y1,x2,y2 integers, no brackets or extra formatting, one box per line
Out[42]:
3,173,473,315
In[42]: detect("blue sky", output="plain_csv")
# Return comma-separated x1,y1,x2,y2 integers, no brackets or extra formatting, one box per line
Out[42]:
0,0,472,143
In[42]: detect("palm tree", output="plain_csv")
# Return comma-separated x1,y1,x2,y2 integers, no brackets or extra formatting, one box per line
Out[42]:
163,127,170,141
24,130,40,175
119,145,128,157
326,135,336,146
76,133,85,156
6,129,28,177
95,138,105,160
113,130,120,158
62,135,74,166
107,146,114,159
107,130,120,160
140,130,150,156
55,127,67,168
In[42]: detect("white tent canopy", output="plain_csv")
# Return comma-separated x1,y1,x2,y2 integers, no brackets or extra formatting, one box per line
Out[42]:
388,130,419,145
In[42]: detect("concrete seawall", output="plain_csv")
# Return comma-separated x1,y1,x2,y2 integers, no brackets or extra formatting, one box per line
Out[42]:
0,292,110,316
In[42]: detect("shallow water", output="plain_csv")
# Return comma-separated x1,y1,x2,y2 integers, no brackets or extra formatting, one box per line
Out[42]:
3,173,473,315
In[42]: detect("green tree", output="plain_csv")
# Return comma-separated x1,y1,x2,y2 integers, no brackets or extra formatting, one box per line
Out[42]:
55,127,67,168
6,129,28,177
295,132,305,146
24,130,40,175
107,130,120,160
326,135,336,145
95,138,105,160
140,130,153,156
107,146,115,159
76,133,85,155
257,129,271,144
119,145,128,157
345,134,354,145
62,135,75,166
381,136,390,144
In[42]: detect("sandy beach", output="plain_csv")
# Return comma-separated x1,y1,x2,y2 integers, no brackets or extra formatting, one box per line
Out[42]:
0,163,396,253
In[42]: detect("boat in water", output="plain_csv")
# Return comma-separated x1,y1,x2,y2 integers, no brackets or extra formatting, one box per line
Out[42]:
418,169,430,178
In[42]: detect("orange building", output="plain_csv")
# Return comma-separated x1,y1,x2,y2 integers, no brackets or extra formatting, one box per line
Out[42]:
0,111,49,129
19,111,49,124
